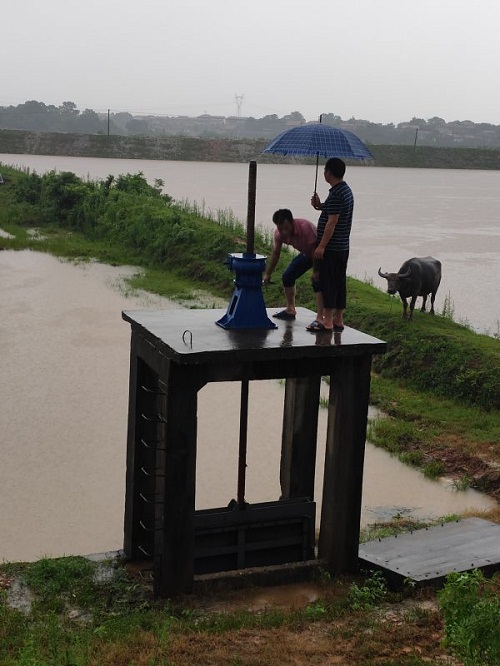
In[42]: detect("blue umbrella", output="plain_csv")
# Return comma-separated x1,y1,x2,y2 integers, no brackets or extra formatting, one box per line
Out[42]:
262,122,373,191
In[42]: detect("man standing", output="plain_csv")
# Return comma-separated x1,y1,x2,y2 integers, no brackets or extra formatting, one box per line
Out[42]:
308,158,354,332
263,209,317,320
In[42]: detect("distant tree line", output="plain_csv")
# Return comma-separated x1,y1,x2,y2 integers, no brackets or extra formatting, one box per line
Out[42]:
2,100,500,149
0,101,110,134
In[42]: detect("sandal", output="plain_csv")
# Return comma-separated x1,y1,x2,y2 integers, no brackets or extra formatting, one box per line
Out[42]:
306,320,325,331
273,310,296,320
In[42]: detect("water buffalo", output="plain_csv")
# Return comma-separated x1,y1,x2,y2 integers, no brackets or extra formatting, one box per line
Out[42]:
378,256,442,320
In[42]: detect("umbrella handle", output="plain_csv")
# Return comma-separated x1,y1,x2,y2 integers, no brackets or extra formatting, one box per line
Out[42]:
314,153,319,194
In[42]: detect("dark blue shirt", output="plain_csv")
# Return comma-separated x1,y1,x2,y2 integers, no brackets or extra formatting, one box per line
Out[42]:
317,181,354,251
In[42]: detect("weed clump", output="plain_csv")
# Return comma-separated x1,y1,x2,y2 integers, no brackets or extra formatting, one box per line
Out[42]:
439,569,500,665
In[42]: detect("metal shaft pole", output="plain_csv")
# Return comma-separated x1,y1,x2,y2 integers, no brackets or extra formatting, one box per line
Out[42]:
237,379,249,506
246,161,256,255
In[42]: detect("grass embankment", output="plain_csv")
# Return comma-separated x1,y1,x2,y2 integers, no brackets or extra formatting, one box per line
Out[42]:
1,164,500,665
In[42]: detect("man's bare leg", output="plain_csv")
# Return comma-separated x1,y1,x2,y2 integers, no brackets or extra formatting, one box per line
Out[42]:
332,308,344,328
318,307,344,331
323,307,334,330
284,285,297,315
314,291,325,323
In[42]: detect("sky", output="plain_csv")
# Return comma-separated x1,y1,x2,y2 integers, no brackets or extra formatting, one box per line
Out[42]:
3,0,500,125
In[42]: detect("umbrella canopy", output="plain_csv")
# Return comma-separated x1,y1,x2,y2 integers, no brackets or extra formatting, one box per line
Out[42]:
262,123,374,161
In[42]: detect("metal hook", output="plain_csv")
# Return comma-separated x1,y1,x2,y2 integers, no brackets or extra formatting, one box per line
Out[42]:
138,568,154,581
182,329,193,349
139,492,164,505
140,438,165,451
140,385,167,396
140,466,165,478
141,413,167,423
138,545,152,558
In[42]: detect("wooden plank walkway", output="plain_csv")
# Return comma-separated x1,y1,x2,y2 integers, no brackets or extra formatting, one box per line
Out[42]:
358,517,500,587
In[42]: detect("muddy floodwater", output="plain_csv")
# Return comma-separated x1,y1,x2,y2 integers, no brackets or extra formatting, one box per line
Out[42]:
0,250,496,563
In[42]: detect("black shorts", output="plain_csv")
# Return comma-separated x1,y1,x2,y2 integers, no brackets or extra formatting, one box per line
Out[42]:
318,250,349,309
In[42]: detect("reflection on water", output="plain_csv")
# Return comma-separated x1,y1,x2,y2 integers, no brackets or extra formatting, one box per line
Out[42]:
0,250,495,563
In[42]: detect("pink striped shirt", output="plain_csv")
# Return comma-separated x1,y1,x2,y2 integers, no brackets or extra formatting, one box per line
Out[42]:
273,218,317,257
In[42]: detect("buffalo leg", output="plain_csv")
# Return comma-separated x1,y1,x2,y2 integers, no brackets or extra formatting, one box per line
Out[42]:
401,296,408,319
421,294,428,312
409,296,418,320
430,291,436,314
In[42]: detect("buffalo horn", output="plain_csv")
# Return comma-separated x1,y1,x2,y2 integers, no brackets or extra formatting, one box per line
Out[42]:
377,267,389,279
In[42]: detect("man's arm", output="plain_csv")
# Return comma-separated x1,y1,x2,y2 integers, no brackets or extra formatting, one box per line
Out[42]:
314,214,339,259
263,244,281,283
311,193,323,210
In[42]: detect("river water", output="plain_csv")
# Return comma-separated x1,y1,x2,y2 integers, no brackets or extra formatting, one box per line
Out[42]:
0,249,495,563
2,153,500,335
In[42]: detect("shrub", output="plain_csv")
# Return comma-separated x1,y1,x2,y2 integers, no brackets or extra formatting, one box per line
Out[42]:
438,570,500,665
348,570,387,610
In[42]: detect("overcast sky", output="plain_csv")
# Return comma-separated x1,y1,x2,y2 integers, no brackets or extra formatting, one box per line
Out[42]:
3,0,500,125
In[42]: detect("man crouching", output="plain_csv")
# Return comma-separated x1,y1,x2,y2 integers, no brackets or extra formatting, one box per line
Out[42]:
263,209,317,321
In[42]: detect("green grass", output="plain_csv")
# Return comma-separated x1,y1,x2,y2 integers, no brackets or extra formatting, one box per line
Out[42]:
423,459,446,479
438,570,500,665
0,557,167,665
451,476,472,491
345,279,500,410
367,373,500,468
126,266,202,300
359,514,461,544
0,556,345,664
348,570,388,610
1,537,493,665
370,373,500,444
0,556,408,665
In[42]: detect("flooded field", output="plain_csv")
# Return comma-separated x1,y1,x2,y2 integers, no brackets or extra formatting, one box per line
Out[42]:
0,250,495,563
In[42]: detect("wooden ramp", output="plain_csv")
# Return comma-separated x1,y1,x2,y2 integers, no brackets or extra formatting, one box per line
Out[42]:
358,518,500,587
